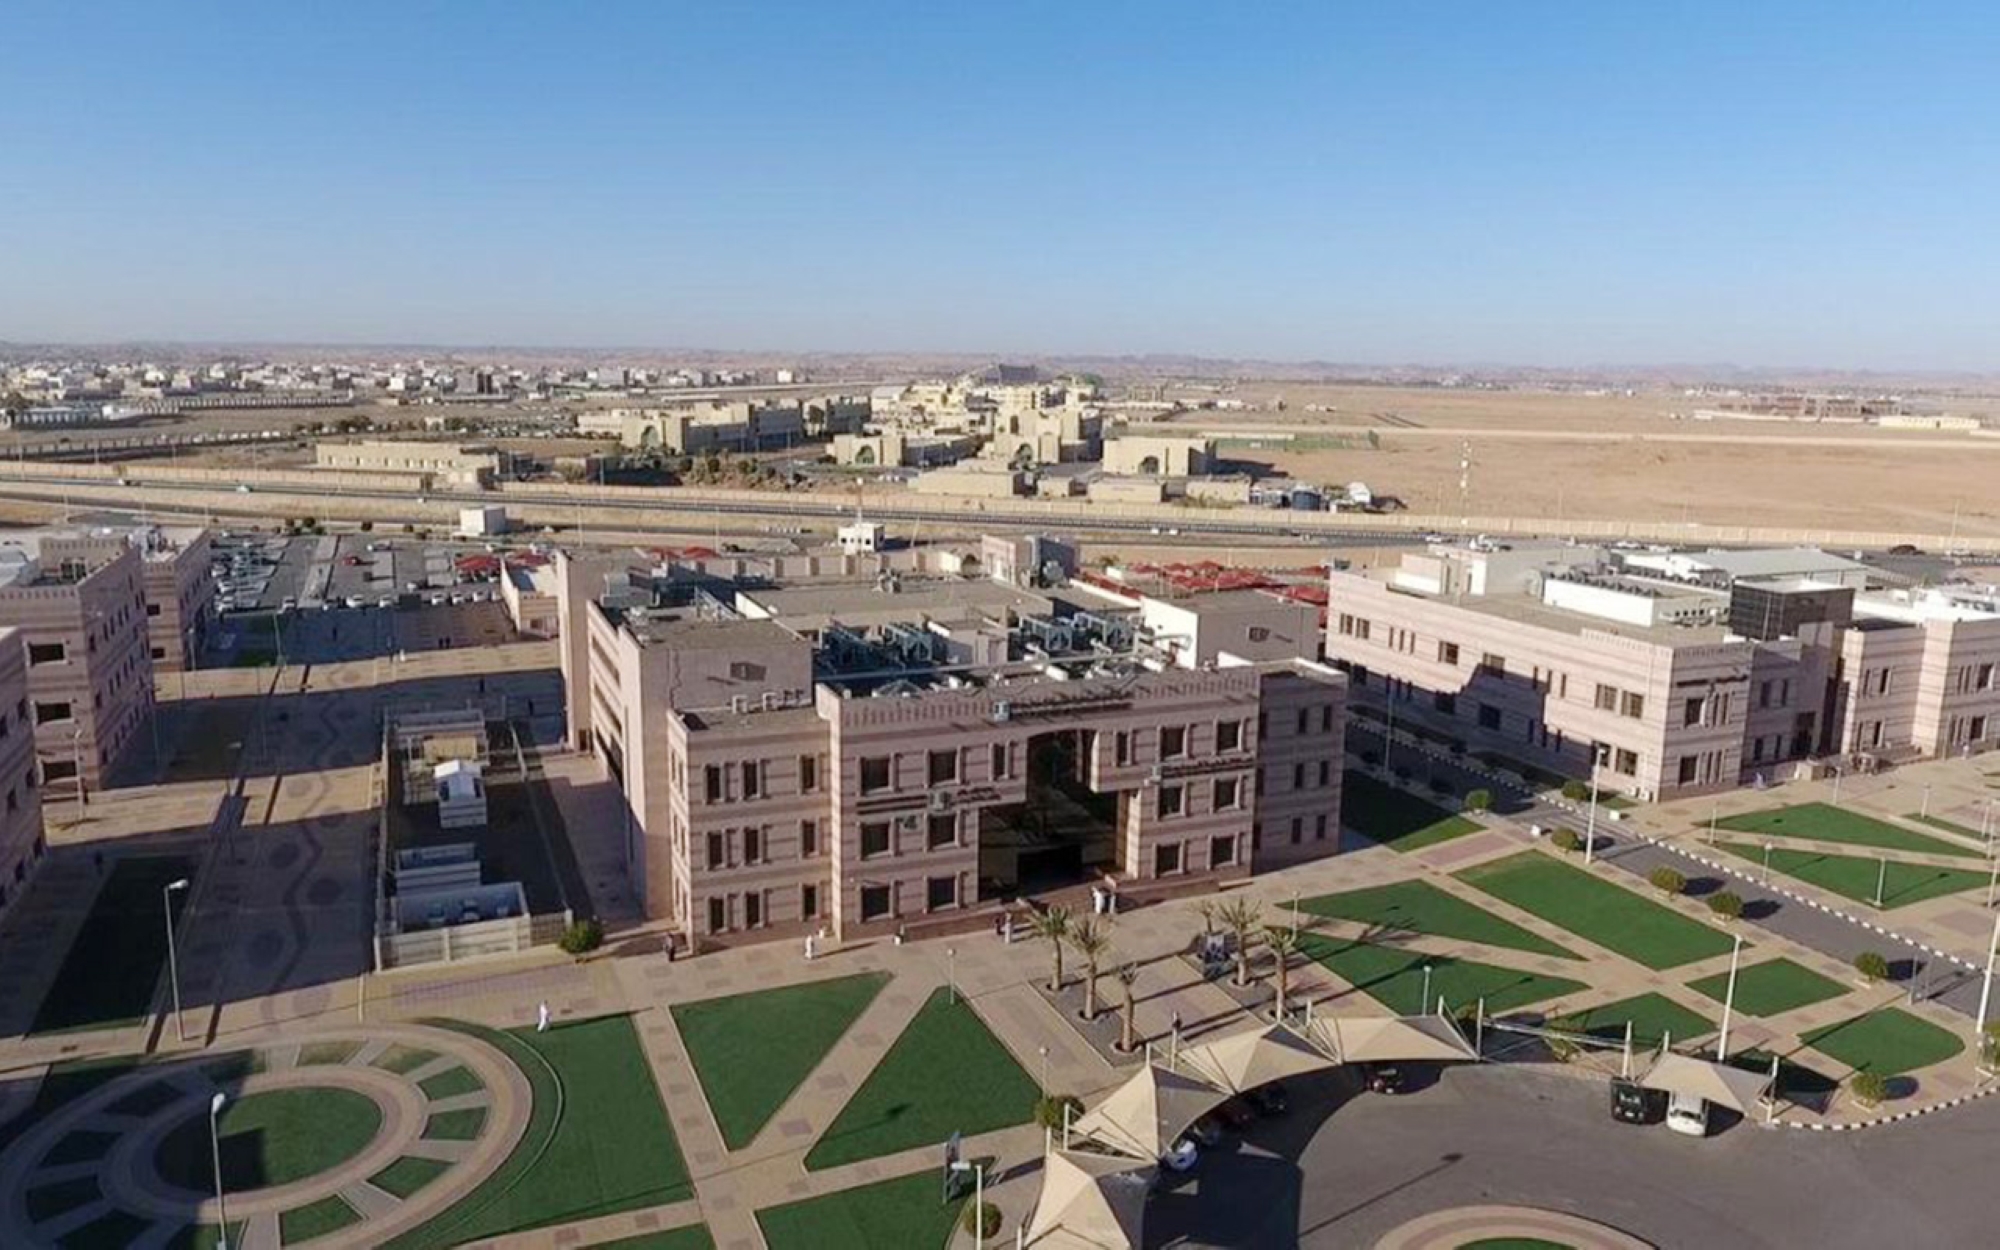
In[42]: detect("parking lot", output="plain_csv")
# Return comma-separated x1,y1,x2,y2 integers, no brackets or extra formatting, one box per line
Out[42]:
212,531,515,615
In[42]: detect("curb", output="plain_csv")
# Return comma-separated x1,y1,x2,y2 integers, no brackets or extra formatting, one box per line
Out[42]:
1772,1077,2000,1132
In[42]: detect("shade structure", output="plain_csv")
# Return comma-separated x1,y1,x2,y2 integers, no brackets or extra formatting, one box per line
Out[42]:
1072,1064,1229,1159
1309,1014,1479,1065
1637,1052,1773,1115
1177,1023,1340,1094
1025,1149,1156,1249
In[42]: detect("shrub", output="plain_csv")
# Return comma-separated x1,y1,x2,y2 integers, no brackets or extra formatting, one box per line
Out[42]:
1464,789,1492,812
1648,867,1687,896
1849,1071,1889,1107
1550,828,1583,853
557,917,604,955
1560,780,1590,802
1854,951,1890,983
1706,891,1744,920
1033,1094,1083,1129
358,520,373,532
962,1200,1002,1238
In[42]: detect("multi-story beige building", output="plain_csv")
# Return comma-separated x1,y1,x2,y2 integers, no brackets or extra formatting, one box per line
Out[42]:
314,440,509,487
0,629,49,917
136,526,216,672
0,534,155,797
1325,542,1999,802
558,542,1346,948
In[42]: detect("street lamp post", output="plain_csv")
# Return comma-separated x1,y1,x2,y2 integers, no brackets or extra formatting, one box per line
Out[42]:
1922,784,1934,820
1831,763,1844,807
209,1092,230,1249
1715,933,1743,1061
1037,1044,1049,1099
1290,891,1300,940
164,877,190,1042
949,1160,987,1250
1420,963,1433,1013
946,947,957,1006
1975,911,2000,1072
1584,772,1600,866
1762,839,1774,885
1874,855,1888,909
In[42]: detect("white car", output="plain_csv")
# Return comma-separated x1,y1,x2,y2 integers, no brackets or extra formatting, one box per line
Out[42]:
236,484,254,493
1665,1092,1710,1138
345,596,365,609
1163,1138,1199,1171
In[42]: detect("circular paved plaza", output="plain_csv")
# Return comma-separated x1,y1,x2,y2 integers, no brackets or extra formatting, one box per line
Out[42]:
0,1022,532,1248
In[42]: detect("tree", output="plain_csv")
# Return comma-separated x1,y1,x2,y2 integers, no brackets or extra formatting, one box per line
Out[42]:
1066,917,1112,1020
1263,925,1300,1021
1849,1070,1889,1107
1194,898,1217,937
558,917,603,954
1706,891,1744,920
1551,828,1583,852
1218,898,1263,988
962,1201,1001,1238
1648,866,1687,896
1854,950,1890,984
1033,1093,1082,1128
1031,905,1072,992
1115,962,1140,1053
1465,788,1493,812
1561,779,1590,801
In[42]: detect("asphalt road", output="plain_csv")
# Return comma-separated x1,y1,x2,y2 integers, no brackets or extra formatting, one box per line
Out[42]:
1159,1062,2000,1248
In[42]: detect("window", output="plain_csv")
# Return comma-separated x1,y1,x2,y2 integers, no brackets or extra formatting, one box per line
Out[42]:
33,702,71,726
706,831,725,870
1438,641,1460,666
1290,816,1303,845
1684,697,1703,728
1751,736,1767,763
1321,706,1334,732
42,759,76,782
1210,835,1236,867
1614,748,1638,776
802,883,819,919
860,821,891,858
1161,726,1187,759
799,754,819,792
1216,719,1242,752
992,742,1009,779
1621,692,1645,719
743,827,763,865
1315,813,1328,841
1434,691,1456,715
1114,731,1130,765
741,760,762,800
1594,684,1619,711
1155,843,1182,875
927,812,956,850
860,756,892,794
1757,680,1773,710
145,602,161,618
1213,777,1241,810
800,819,818,857
744,891,763,927
704,764,723,804
1479,652,1506,676
708,897,727,933
1981,663,1996,691
27,643,64,665
1296,707,1310,734
1678,755,1699,785
1972,715,1990,741
860,884,892,921
928,749,958,786
1158,784,1184,817
1477,703,1501,730
1292,762,1306,789
927,875,957,910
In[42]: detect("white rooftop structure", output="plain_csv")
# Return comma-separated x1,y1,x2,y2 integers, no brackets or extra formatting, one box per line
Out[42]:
434,759,488,829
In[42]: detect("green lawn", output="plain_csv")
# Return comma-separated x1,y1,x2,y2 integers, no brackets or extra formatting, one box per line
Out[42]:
372,1044,438,1074
1715,841,1988,910
1456,851,1735,970
1802,1007,1965,1076
424,1107,487,1141
0,1056,143,1153
1688,957,1847,1017
1716,803,1981,858
805,988,1038,1172
297,1039,363,1066
673,971,889,1149
590,1228,717,1250
280,1195,362,1245
1299,880,1575,960
1343,771,1483,852
1910,813,1990,843
370,1155,453,1199
157,1087,381,1192
1296,934,1586,1016
418,1065,483,1100
383,1014,691,1249
31,855,196,1034
1550,992,1713,1047
758,1169,969,1250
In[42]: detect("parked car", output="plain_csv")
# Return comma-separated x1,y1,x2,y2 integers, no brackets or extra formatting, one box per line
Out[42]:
1246,1082,1288,1116
1665,1092,1710,1138
1163,1138,1199,1172
1213,1099,1256,1131
1609,1078,1664,1125
1362,1062,1407,1094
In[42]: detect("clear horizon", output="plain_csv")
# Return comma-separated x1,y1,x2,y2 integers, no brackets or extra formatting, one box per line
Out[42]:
7,2,1997,372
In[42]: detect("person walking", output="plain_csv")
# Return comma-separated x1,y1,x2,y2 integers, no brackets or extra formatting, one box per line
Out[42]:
536,1000,551,1033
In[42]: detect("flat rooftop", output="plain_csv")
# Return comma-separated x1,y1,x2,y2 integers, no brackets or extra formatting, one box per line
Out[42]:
1348,566,1736,645
622,613,798,650
742,577,1054,631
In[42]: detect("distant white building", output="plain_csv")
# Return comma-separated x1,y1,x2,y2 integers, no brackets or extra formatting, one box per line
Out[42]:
837,521,886,555
460,505,509,538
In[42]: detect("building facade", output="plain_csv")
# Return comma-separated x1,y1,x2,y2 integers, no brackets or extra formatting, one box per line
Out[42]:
0,629,48,918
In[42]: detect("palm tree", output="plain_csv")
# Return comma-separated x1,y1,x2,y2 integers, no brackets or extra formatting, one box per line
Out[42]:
1031,905,1073,992
1067,917,1113,1020
1218,898,1263,987
1195,898,1218,937
1115,962,1140,1053
1263,925,1300,1021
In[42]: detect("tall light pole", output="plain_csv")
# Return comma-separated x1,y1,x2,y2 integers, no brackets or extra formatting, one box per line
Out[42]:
1762,839,1774,885
1921,784,1934,820
164,877,190,1042
1831,763,1844,807
1584,772,1600,866
209,1091,230,1249
1715,933,1743,1061
1037,1044,1049,1099
1874,855,1889,909
1975,911,2000,1072
946,947,957,1005
1420,963,1433,1014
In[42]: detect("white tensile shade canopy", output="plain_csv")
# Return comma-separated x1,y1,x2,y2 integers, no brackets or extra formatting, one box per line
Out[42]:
1177,1023,1340,1093
1025,1149,1156,1249
1637,1052,1774,1115
1308,1014,1480,1064
1071,1064,1229,1159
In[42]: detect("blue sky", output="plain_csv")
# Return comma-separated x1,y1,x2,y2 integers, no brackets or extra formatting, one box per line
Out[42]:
5,2,1997,368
